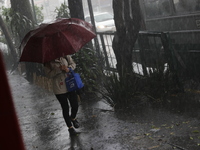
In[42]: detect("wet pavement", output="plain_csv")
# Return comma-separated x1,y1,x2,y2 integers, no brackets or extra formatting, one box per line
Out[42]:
8,73,200,150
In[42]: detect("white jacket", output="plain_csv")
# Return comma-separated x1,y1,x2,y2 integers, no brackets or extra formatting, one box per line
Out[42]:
45,55,76,95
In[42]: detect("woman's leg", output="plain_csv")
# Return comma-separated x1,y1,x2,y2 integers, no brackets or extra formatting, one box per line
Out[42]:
55,93,72,128
67,91,79,119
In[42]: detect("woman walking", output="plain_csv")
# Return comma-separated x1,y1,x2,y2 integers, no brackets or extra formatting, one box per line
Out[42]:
44,55,79,136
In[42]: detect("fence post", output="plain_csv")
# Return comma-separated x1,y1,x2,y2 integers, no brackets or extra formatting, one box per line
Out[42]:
138,34,148,76
160,32,175,72
99,33,110,69
161,32,184,92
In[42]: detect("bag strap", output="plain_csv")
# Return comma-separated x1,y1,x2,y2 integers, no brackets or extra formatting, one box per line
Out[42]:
67,68,75,76
69,68,75,74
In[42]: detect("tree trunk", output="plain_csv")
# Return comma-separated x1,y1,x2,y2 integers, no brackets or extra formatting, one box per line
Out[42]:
112,0,142,78
10,0,35,82
112,0,125,78
0,15,17,61
10,0,35,41
68,0,85,20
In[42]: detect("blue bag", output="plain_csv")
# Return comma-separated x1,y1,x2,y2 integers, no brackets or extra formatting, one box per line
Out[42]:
65,68,84,92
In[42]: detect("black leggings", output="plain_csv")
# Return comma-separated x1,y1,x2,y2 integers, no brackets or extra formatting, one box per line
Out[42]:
55,91,78,128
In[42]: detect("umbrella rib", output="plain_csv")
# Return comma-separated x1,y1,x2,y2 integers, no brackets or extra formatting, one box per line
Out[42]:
59,30,76,50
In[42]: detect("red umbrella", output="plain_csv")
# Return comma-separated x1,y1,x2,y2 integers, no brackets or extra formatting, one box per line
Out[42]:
19,18,96,63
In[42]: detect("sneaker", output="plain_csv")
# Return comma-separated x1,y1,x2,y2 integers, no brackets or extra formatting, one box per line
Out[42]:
71,119,80,128
68,128,77,136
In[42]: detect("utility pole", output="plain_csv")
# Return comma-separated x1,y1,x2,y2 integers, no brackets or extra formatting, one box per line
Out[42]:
31,0,37,23
87,0,100,57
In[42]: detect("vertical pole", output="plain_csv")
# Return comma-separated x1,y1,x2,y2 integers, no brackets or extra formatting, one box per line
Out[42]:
99,33,110,69
161,32,184,92
87,0,101,57
31,0,37,23
138,34,148,76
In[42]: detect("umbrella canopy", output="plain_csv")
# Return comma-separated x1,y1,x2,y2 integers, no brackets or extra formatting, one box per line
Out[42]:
19,18,96,63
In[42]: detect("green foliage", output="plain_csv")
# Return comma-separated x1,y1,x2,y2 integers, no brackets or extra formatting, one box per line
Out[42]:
1,7,12,31
1,6,32,44
54,2,70,18
2,6,32,32
1,6,10,21
100,53,184,108
72,47,103,94
0,7,10,44
100,72,140,108
10,12,32,36
34,5,44,24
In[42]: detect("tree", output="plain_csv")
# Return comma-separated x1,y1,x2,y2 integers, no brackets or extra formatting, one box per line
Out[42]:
0,0,34,70
35,5,44,23
9,0,36,81
54,2,70,18
112,0,142,79
68,0,85,20
0,15,17,63
99,0,143,108
10,0,35,42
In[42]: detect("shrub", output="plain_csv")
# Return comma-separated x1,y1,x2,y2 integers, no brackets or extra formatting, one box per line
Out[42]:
72,47,103,95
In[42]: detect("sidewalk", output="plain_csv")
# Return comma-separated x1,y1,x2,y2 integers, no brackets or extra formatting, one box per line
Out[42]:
8,73,200,150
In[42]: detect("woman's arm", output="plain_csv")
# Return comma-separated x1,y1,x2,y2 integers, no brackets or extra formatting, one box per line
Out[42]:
44,61,62,78
66,55,76,70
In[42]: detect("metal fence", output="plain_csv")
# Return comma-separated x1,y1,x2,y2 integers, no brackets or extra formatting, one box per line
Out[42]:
96,31,170,76
95,31,200,80
97,33,116,69
30,30,200,88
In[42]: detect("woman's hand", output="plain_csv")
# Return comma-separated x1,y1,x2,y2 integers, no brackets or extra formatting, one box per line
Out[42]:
60,65,70,72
